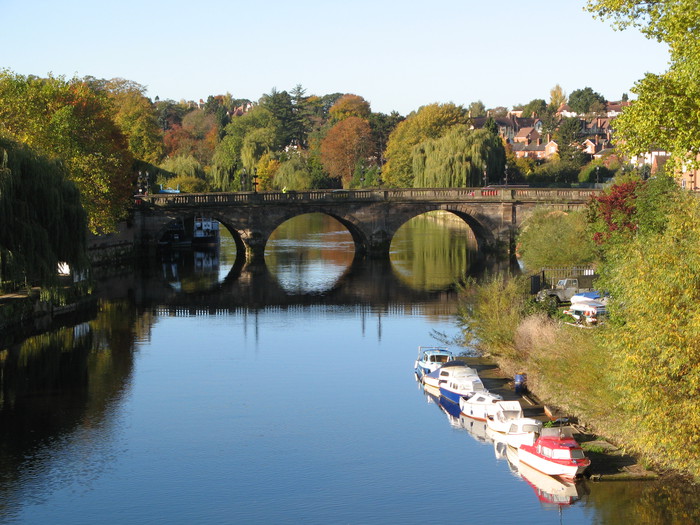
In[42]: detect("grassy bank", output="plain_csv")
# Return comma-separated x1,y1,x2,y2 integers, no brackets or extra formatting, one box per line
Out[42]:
458,274,698,481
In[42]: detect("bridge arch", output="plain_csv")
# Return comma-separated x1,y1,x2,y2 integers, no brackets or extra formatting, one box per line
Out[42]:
135,188,599,263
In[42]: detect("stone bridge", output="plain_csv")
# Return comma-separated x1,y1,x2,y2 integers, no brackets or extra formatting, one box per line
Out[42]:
133,187,600,263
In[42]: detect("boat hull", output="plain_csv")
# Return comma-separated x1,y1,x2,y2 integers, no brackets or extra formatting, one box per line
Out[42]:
517,447,590,479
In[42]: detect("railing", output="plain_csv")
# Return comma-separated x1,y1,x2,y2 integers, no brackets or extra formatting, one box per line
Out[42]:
135,187,601,207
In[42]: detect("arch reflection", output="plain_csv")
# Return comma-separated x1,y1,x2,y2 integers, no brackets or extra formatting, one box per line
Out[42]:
264,213,355,295
390,211,478,291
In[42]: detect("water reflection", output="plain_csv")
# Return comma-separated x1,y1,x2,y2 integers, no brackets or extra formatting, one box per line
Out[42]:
391,211,478,291
265,213,355,294
156,224,239,293
0,301,138,522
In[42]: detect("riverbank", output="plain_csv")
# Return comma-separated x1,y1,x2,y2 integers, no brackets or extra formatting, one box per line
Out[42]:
458,355,659,482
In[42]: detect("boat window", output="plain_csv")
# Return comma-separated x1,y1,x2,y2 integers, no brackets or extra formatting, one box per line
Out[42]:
552,449,572,460
440,371,449,377
570,449,586,459
522,424,540,433
540,446,553,458
508,424,518,433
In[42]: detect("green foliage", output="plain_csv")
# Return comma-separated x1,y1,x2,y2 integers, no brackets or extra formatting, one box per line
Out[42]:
0,138,88,285
273,154,314,190
521,98,547,118
568,87,606,114
382,103,470,187
517,207,597,270
586,1,700,169
598,190,700,474
467,100,486,118
457,274,529,358
159,155,205,179
412,127,505,188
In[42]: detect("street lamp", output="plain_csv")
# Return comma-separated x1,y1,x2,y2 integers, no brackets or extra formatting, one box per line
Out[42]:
241,168,247,191
596,166,600,184
252,168,258,193
483,168,488,187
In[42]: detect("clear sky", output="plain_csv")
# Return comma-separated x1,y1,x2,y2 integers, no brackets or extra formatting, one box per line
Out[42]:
2,0,669,116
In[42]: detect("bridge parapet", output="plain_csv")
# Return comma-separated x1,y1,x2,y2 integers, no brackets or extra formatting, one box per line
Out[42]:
136,187,600,208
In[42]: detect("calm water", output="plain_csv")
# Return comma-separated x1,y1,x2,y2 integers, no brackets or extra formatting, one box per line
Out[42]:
1,213,697,524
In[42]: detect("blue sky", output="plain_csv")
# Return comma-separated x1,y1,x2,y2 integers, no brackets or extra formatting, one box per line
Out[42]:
3,0,669,115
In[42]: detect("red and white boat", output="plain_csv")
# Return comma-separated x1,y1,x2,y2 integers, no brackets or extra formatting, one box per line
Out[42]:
517,427,590,479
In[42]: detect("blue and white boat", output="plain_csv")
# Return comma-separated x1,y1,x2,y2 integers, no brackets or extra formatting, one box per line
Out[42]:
424,361,485,404
414,346,454,381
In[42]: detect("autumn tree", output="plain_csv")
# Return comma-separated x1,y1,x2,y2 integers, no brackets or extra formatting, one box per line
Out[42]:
382,103,470,187
328,94,371,123
0,71,133,232
549,84,567,109
320,117,373,187
95,78,164,165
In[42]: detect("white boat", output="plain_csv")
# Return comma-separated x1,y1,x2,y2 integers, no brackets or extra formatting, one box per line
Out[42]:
486,400,524,433
503,418,543,448
437,364,485,404
192,216,220,248
517,427,590,479
422,360,471,389
414,346,453,381
459,391,503,421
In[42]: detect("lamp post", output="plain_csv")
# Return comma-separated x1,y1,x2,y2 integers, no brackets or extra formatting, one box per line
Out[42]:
252,168,258,193
241,168,247,191
483,168,488,187
596,166,600,185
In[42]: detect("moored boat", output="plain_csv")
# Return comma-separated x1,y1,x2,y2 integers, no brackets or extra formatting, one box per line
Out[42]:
192,216,220,248
414,346,454,381
517,426,590,479
438,365,485,405
459,391,503,421
503,418,543,448
486,400,524,433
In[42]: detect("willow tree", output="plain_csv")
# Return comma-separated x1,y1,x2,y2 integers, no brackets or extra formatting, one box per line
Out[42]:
382,103,470,187
0,139,88,285
412,127,505,188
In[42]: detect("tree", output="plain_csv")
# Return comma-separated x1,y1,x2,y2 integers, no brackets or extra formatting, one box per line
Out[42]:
517,208,596,270
320,117,373,187
567,87,606,115
549,84,567,109
0,71,133,232
0,138,88,284
596,186,700,474
412,127,506,188
259,88,300,149
553,117,585,162
101,78,165,164
382,103,470,187
521,99,547,118
328,94,371,123
467,100,486,118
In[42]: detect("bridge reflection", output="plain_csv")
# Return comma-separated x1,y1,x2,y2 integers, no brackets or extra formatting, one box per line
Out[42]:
136,253,505,315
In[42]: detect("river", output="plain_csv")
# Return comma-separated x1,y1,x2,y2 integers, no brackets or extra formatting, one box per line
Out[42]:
0,212,697,525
